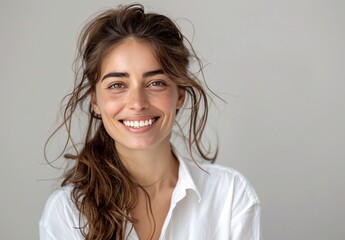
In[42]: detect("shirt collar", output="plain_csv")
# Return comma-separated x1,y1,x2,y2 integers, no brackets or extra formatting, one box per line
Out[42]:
124,148,202,239
172,148,201,203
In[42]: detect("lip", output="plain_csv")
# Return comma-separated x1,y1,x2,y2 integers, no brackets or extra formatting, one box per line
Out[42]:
119,116,160,131
120,115,158,122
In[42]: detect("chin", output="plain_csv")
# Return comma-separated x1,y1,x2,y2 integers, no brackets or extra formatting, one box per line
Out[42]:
116,140,158,151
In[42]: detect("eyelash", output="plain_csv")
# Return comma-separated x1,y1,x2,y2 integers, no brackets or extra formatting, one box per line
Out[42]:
107,80,167,90
108,82,125,89
147,80,167,87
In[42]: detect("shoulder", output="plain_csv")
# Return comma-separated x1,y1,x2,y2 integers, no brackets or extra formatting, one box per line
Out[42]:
184,159,260,204
41,185,75,215
39,185,83,239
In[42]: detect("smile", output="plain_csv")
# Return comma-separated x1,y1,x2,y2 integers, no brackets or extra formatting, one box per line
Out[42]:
121,117,157,128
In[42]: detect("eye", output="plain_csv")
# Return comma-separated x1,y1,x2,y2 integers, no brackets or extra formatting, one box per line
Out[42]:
108,82,125,89
147,80,167,87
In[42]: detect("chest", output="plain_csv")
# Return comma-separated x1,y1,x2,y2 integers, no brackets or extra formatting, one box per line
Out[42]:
130,189,173,240
128,191,230,240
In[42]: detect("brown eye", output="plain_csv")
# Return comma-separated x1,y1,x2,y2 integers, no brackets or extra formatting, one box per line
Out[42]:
148,81,167,87
109,82,125,89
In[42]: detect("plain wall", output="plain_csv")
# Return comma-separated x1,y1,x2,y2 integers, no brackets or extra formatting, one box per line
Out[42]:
1,0,344,239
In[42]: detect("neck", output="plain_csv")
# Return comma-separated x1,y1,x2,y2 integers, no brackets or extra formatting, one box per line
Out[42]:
116,142,179,194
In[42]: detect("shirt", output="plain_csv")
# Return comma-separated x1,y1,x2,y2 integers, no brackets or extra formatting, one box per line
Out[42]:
39,152,261,239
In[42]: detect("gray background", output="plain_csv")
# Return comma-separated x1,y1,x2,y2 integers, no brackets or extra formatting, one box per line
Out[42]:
1,0,344,239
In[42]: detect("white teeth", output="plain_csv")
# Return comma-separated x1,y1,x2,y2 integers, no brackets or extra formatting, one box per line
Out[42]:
123,118,156,128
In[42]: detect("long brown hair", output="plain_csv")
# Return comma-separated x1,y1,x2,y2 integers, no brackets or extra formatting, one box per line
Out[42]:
45,4,217,240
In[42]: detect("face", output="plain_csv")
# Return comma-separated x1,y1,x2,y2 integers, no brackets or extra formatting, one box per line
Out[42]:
92,38,185,153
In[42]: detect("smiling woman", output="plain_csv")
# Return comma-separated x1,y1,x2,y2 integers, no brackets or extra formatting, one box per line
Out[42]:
40,4,261,240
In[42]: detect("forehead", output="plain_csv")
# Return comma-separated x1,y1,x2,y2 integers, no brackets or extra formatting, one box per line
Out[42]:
100,38,161,74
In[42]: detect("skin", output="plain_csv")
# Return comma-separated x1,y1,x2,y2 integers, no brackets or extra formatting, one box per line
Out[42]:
91,38,185,239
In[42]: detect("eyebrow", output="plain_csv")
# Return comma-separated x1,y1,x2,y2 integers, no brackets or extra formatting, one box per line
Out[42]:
101,69,165,81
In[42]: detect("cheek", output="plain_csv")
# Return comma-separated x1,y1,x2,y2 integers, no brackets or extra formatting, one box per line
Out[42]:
156,96,178,112
155,90,180,110
98,96,123,115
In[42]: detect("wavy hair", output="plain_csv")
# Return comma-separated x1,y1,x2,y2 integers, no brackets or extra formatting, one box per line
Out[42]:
45,4,217,240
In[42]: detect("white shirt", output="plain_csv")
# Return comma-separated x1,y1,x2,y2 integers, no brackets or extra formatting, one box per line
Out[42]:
40,153,261,239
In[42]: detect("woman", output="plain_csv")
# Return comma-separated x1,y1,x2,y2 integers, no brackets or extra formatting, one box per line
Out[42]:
40,4,261,240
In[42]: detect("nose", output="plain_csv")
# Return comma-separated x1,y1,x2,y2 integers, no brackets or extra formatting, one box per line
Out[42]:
127,86,149,111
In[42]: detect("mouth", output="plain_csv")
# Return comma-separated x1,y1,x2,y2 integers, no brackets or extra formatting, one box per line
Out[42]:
120,117,159,129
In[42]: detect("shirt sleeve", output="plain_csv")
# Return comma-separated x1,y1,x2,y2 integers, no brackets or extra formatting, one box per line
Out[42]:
230,175,262,240
39,187,84,240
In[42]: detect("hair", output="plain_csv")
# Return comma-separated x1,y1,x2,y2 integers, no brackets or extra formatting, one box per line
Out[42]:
45,4,217,240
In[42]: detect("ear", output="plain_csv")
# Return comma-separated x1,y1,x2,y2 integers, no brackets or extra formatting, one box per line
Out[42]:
176,88,185,109
91,91,101,114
